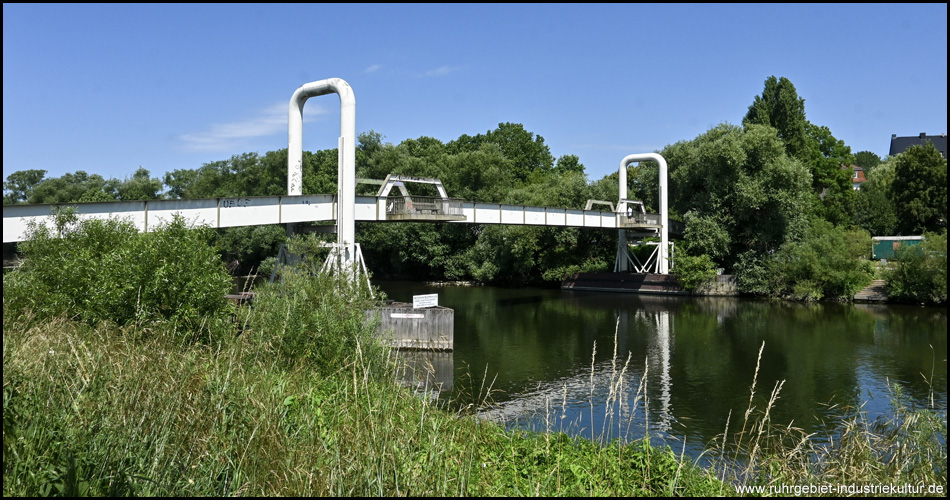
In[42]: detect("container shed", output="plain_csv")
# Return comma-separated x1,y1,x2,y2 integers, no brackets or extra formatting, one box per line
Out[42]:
871,236,924,260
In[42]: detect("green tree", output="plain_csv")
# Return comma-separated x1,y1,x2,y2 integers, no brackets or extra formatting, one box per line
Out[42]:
766,219,874,301
554,154,585,175
163,168,199,199
660,123,813,275
3,169,47,205
440,142,515,203
116,167,163,201
742,76,809,160
889,142,948,234
743,76,859,227
854,150,881,174
28,170,117,203
853,156,898,235
672,249,718,291
804,123,855,226
447,122,555,184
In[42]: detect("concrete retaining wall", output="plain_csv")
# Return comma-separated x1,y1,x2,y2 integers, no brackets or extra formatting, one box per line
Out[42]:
365,302,454,350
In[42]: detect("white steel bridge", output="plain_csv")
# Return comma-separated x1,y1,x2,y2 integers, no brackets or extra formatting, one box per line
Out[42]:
3,77,681,275
2,193,678,244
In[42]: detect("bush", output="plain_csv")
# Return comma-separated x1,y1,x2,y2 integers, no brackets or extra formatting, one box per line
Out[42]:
885,231,947,305
763,220,873,301
240,234,386,372
3,210,235,340
672,250,717,291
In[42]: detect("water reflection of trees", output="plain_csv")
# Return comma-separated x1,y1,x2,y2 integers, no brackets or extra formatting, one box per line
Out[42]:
441,285,946,450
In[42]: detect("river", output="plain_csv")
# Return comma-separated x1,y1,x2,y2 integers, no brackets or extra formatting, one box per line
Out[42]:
375,280,947,462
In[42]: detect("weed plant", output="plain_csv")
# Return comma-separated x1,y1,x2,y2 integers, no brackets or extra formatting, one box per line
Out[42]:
705,341,947,496
3,221,945,496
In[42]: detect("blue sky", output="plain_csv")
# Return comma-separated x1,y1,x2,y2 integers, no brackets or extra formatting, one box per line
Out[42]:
3,3,947,188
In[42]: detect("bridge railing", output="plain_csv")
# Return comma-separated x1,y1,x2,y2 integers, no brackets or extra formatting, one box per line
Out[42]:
385,196,466,221
617,212,661,228
616,213,685,236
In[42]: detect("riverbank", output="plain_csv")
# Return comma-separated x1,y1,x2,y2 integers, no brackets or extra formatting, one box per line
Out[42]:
5,308,945,496
2,313,722,496
561,272,739,296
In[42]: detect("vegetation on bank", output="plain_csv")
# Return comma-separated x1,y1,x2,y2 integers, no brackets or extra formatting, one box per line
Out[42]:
4,218,946,496
885,231,948,305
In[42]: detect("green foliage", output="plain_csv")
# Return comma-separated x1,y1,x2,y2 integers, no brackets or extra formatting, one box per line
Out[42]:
358,222,467,280
3,169,47,205
3,210,235,338
672,250,718,291
115,167,164,200
890,143,948,235
26,170,117,203
446,122,555,184
743,76,859,228
733,250,772,295
853,158,898,236
242,234,383,371
765,219,874,301
680,211,731,262
4,168,164,205
214,224,287,275
805,123,856,226
884,231,947,305
854,150,881,173
661,122,813,272
742,76,810,161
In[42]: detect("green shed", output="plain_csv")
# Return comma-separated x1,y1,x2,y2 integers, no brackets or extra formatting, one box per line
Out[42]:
871,236,923,260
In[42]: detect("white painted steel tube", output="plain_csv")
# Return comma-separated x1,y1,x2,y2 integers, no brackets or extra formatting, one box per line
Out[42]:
288,78,356,263
620,153,669,274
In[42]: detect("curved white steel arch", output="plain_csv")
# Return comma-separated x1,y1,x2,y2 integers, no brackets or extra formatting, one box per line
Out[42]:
288,78,356,267
619,153,669,274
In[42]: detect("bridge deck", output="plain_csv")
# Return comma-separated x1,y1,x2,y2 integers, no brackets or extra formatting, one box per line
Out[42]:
3,195,680,243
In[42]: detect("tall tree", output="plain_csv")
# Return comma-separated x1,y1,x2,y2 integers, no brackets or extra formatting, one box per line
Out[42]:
744,76,861,227
852,155,898,236
804,123,855,226
854,150,881,174
659,123,813,272
743,76,809,161
3,169,47,205
890,142,948,234
446,122,554,183
116,167,163,201
28,171,116,203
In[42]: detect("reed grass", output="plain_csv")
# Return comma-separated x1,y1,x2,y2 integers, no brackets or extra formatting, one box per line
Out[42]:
4,294,945,496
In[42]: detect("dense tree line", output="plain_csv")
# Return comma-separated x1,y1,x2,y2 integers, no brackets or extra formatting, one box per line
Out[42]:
4,77,946,301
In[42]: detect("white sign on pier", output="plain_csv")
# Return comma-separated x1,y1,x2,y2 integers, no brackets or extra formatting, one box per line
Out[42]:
413,293,439,309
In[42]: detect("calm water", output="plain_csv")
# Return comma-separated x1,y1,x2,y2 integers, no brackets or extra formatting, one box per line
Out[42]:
376,281,947,461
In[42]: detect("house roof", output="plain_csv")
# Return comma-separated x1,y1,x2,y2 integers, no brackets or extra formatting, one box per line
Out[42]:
889,133,948,158
841,164,867,183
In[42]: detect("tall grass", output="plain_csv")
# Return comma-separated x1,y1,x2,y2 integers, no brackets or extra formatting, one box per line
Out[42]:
3,277,720,497
4,277,945,496
706,341,947,495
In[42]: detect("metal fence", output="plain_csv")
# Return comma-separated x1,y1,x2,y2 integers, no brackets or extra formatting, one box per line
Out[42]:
386,196,465,217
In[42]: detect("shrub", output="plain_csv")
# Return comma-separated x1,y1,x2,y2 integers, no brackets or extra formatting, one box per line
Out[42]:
885,231,947,305
672,250,718,291
3,210,235,340
240,234,386,372
763,220,873,301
